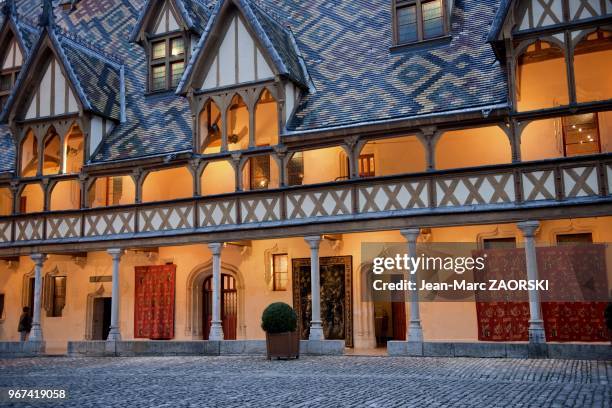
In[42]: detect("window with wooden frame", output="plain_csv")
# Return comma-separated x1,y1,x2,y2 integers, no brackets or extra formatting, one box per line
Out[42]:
248,155,271,190
44,275,66,317
358,154,376,178
272,254,288,291
288,152,304,186
393,0,447,45
556,232,593,245
482,237,516,250
0,37,22,109
561,113,601,157
148,34,186,92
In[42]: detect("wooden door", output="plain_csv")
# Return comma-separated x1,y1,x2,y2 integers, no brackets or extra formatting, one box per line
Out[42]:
202,274,237,340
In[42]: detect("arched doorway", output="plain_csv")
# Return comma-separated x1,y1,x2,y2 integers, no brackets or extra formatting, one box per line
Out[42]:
202,274,237,340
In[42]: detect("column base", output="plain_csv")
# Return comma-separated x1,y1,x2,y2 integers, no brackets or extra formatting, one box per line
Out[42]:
309,321,324,340
528,320,546,344
209,321,224,341
407,321,423,343
107,328,122,342
28,324,43,342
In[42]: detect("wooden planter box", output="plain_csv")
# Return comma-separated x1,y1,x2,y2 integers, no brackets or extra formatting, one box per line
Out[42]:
266,331,300,360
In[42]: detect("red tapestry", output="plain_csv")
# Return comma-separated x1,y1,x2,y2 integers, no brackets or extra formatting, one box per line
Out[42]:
473,248,529,341
134,265,176,340
474,246,609,342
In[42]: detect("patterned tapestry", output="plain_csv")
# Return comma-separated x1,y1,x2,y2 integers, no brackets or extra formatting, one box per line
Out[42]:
538,245,609,342
473,246,609,342
473,248,529,341
292,256,353,347
134,265,176,340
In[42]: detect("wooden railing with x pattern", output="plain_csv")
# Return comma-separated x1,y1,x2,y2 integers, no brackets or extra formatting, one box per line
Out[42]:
1,155,610,246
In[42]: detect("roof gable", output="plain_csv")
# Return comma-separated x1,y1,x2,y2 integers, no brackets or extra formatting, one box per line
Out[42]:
129,0,211,43
0,26,24,69
23,54,79,119
178,0,310,93
1,26,123,123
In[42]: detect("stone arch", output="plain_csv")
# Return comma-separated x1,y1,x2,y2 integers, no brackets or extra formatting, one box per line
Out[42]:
184,259,246,339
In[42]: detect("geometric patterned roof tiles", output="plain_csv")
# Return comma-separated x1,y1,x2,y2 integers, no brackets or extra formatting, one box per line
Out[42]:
0,0,509,171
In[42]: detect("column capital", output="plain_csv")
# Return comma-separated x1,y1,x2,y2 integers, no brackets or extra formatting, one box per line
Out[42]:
517,220,540,237
400,228,421,243
304,236,321,249
208,242,223,255
107,248,124,259
30,253,46,266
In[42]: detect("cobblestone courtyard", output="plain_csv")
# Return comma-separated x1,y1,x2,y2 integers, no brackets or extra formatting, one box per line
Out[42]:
0,356,610,407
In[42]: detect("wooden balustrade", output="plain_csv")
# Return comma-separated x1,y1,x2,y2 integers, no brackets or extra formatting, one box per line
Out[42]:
0,155,610,246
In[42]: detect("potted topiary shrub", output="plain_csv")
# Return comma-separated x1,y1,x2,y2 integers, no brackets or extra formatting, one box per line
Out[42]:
261,302,299,360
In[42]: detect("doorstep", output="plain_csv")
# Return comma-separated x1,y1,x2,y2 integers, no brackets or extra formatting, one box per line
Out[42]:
67,340,346,357
387,341,611,360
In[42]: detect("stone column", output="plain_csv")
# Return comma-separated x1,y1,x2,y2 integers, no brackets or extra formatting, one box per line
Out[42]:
28,253,46,342
208,243,224,340
305,236,324,340
400,229,423,343
107,248,123,341
517,221,546,344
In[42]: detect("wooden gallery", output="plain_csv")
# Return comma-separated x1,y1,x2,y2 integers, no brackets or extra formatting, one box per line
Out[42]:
0,0,610,358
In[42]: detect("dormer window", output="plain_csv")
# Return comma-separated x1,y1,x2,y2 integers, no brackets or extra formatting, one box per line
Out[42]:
150,34,185,92
0,37,22,108
393,0,448,45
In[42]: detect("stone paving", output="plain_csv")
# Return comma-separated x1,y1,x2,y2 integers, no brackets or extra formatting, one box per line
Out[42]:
0,356,610,407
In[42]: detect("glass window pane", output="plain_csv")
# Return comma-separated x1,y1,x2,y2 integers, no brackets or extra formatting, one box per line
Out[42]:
152,65,166,90
53,276,66,317
288,152,304,186
171,61,184,87
249,155,271,190
273,254,288,291
152,41,166,60
397,5,417,43
422,0,444,39
171,37,184,56
0,74,12,91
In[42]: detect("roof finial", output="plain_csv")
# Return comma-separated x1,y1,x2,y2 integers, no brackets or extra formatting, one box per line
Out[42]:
2,0,17,17
39,0,55,27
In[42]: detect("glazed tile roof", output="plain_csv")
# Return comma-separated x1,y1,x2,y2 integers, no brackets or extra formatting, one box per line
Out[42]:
258,0,509,131
0,0,509,172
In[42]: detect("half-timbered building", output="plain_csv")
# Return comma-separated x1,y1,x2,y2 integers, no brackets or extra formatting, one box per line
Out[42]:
0,0,610,356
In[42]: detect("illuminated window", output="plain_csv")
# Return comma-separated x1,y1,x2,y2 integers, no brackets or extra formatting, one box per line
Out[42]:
272,254,288,291
249,155,271,190
288,152,304,186
358,154,375,177
562,113,600,156
149,34,185,91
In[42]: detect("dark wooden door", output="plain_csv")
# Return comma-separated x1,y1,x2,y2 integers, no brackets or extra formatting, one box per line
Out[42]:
203,274,237,340
92,297,112,340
